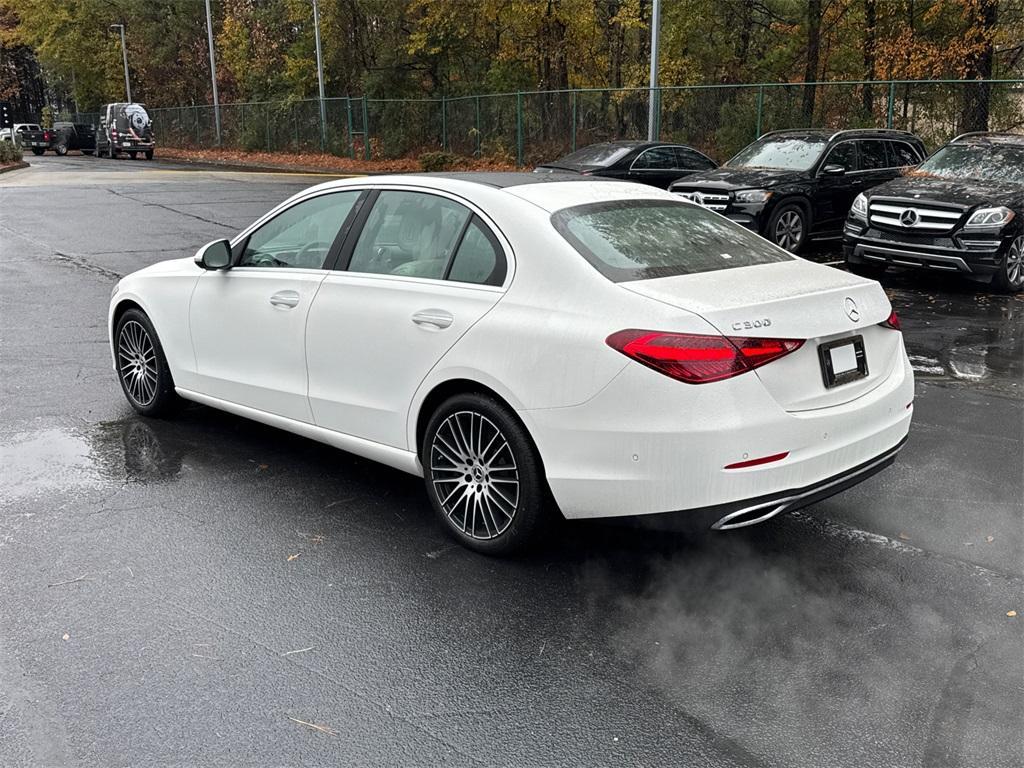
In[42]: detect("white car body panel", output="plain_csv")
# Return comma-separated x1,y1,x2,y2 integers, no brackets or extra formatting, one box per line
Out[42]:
109,174,914,525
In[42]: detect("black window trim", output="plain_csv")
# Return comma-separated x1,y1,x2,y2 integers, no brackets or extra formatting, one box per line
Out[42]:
229,188,371,270
331,187,511,288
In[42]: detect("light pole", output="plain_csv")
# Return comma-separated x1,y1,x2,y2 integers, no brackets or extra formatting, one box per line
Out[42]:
109,24,132,103
312,0,327,151
646,0,661,141
204,0,221,146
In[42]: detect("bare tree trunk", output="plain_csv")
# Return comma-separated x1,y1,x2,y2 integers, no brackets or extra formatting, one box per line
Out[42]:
802,0,822,126
961,0,998,133
862,0,876,119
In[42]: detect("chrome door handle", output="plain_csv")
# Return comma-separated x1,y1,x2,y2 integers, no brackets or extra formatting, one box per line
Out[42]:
412,309,454,329
269,290,300,309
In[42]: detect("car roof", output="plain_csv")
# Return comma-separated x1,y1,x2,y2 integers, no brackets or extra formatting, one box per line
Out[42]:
300,173,674,213
950,132,1024,146
758,128,921,142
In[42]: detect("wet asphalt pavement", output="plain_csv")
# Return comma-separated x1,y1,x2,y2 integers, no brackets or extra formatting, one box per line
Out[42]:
1,154,1021,767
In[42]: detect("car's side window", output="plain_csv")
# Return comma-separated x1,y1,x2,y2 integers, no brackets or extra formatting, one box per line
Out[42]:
857,140,889,171
889,141,920,167
633,147,678,170
824,142,857,171
675,147,715,170
446,216,507,287
240,191,361,269
347,191,472,280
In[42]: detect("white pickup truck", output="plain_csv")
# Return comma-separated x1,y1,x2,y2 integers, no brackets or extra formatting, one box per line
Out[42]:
0,123,42,145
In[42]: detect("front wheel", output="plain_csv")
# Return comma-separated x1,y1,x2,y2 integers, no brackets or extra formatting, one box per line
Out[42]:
992,235,1024,294
114,309,179,417
422,393,547,555
767,202,808,253
144,150,153,160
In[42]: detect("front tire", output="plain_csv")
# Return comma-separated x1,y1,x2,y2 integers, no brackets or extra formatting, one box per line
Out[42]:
114,309,179,417
767,202,808,253
422,393,546,555
145,150,154,160
992,235,1024,294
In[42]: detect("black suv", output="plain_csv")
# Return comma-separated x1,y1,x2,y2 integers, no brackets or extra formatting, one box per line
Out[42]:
669,129,926,252
844,132,1024,293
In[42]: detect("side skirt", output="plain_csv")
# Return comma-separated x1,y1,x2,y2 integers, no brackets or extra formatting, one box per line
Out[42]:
175,387,423,477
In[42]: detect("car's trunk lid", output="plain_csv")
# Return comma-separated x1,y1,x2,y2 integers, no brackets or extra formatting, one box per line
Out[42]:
622,260,902,411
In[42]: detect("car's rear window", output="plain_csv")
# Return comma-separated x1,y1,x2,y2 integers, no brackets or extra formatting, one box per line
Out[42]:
551,200,793,282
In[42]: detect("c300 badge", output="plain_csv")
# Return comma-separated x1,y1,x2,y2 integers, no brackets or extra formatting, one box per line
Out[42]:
732,318,772,331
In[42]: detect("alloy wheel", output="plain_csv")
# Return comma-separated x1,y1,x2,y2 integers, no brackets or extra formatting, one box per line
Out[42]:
775,210,803,251
1006,236,1024,287
429,410,520,540
117,320,158,407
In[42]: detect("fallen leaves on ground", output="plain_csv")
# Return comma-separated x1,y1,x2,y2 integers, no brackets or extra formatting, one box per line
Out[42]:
287,716,338,736
1008,611,1018,618
157,147,517,175
287,553,301,562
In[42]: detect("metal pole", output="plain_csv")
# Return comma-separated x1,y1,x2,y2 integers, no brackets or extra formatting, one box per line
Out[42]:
312,0,327,152
516,92,523,167
886,80,896,128
570,90,577,153
110,25,132,102
361,97,370,160
204,0,221,146
755,85,764,138
646,0,661,141
474,96,481,157
346,97,355,159
441,96,448,151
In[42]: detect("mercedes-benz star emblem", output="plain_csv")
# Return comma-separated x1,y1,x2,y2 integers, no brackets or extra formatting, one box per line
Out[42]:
844,297,860,322
900,208,920,227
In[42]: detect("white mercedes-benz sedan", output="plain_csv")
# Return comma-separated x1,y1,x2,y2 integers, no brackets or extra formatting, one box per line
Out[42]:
109,173,913,553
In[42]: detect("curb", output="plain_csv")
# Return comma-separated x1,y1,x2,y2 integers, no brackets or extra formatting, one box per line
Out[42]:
151,154,368,176
0,161,30,175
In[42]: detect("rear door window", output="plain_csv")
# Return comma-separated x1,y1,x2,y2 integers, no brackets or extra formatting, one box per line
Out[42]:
889,141,921,166
446,217,506,286
675,147,715,170
551,200,792,282
857,140,889,170
633,147,678,170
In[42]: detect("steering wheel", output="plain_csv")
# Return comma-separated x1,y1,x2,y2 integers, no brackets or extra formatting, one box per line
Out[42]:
295,240,330,268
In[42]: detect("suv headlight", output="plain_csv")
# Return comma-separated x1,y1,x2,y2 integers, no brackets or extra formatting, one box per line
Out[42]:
733,189,772,203
851,192,868,219
964,206,1015,228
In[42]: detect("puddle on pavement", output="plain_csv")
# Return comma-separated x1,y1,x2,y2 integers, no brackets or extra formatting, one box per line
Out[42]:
0,419,185,503
885,278,1023,397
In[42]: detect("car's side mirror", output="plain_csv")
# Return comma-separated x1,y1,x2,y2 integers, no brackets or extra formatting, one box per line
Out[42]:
195,239,232,270
821,164,846,176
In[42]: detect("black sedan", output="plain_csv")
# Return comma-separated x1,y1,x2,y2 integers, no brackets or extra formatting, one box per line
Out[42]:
534,141,718,189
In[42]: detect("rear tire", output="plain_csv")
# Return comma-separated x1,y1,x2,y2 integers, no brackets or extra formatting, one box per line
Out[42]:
31,148,44,156
129,151,137,159
114,309,180,418
766,202,808,253
422,393,547,555
145,150,154,160
55,143,68,156
992,235,1024,294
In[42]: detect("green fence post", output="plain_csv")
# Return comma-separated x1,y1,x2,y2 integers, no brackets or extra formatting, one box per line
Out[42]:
441,96,448,152
474,96,481,157
194,106,200,145
345,97,355,159
570,90,577,153
361,98,370,160
240,103,245,139
294,103,299,150
886,81,896,128
516,91,523,167
265,103,271,151
755,85,764,138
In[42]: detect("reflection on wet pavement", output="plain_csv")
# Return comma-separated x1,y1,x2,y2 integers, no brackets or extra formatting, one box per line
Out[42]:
866,269,1023,396
0,419,185,503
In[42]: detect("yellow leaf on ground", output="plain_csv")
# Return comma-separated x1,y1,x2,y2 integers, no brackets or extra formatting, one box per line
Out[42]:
1008,611,1017,618
287,553,301,562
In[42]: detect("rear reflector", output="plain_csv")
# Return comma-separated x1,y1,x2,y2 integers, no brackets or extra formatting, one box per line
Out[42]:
606,329,804,384
724,452,789,469
879,309,901,330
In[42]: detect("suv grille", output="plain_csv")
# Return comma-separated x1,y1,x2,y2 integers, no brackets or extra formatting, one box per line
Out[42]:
672,189,730,211
868,198,965,233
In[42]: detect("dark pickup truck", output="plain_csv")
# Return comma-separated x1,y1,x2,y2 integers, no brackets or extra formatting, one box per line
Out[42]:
19,125,56,155
51,122,97,155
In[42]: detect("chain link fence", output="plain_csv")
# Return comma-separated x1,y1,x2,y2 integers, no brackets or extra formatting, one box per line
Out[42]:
64,79,1023,166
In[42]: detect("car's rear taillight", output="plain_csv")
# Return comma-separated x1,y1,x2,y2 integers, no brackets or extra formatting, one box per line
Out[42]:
606,330,804,384
879,310,901,330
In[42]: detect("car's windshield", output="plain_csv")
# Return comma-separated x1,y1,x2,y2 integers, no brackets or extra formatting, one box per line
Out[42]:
727,136,828,171
915,144,1024,184
551,144,632,168
552,199,793,282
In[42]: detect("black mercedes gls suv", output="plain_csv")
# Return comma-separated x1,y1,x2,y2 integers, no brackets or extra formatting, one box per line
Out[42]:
844,132,1024,293
669,129,926,252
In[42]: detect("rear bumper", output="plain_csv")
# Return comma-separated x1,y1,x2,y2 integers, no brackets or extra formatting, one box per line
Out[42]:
523,339,914,522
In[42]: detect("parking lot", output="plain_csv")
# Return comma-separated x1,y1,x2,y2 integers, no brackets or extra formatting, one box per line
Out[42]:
1,154,1021,767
